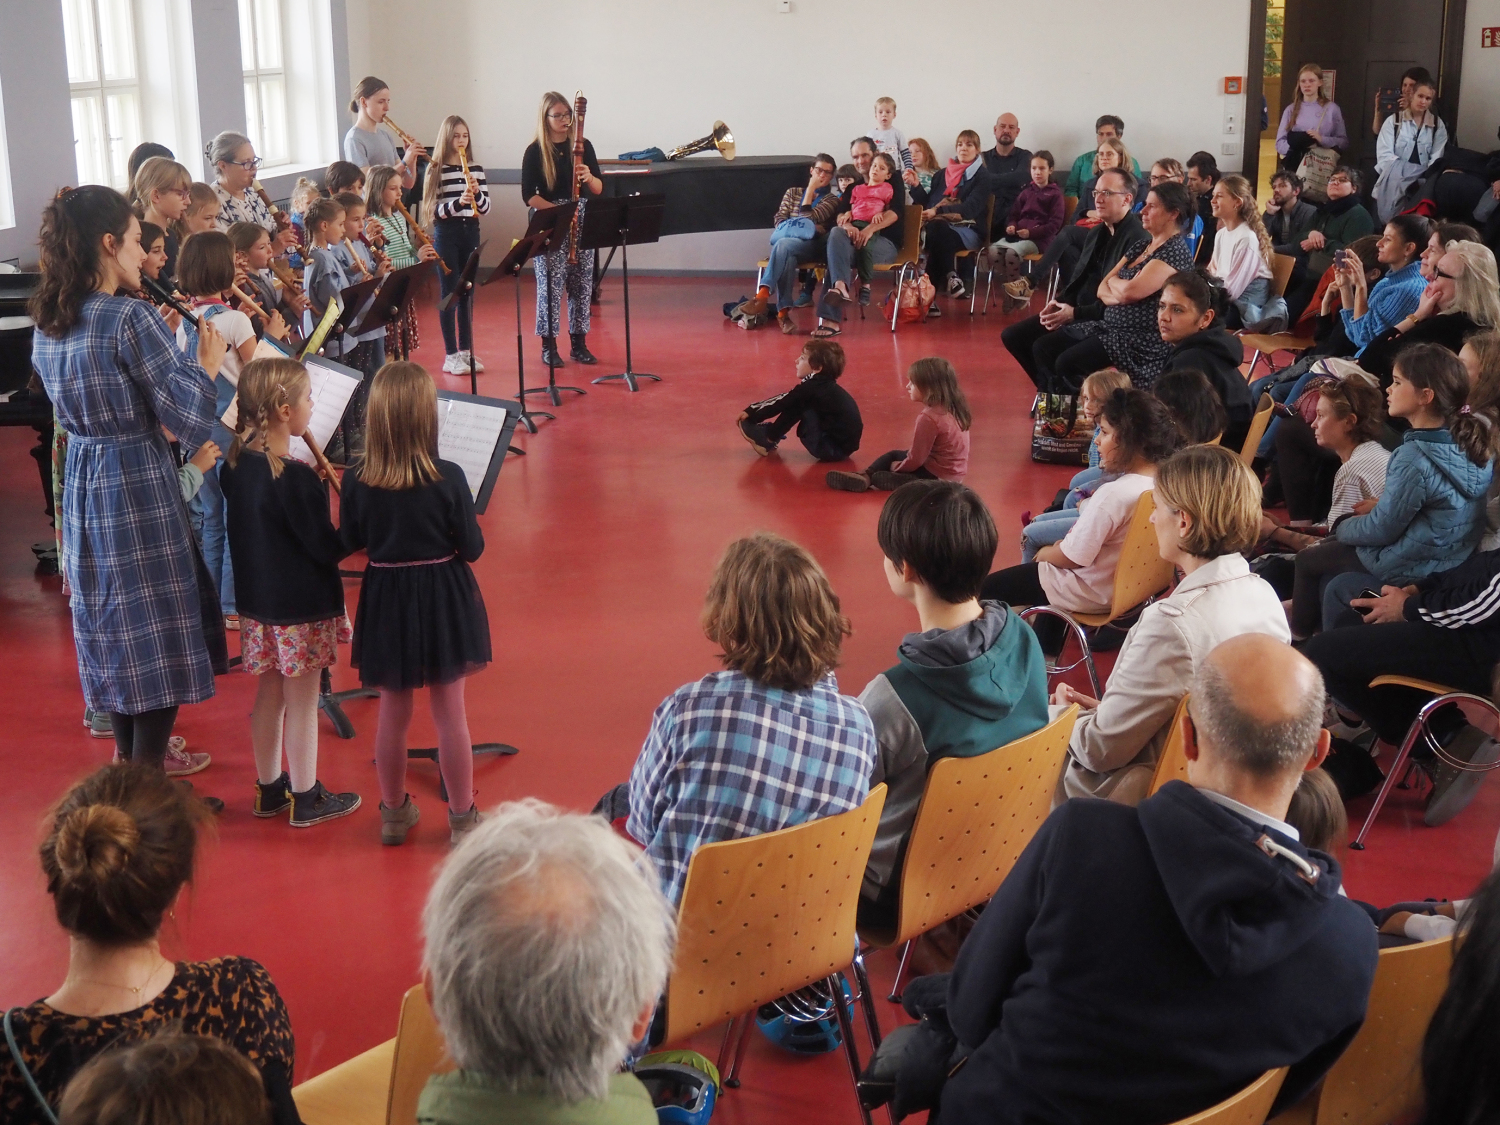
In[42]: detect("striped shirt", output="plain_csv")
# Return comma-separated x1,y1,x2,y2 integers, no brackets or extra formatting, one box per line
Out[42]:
432,163,491,220
627,670,877,905
1328,440,1391,524
1342,260,1426,355
373,212,419,270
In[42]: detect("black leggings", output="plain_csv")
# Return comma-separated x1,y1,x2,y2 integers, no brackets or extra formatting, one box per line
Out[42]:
924,223,972,286
1275,414,1340,523
980,563,1066,653
109,706,180,770
1290,540,1364,637
866,449,937,480
1000,316,1112,394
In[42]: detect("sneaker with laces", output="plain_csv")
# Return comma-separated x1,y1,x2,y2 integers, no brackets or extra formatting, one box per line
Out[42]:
826,470,871,492
290,780,361,827
86,709,114,739
448,803,483,845
945,273,966,298
254,772,293,818
381,794,421,845
462,350,485,372
1004,278,1033,301
164,742,210,778
442,353,467,375
869,471,912,492
858,284,872,307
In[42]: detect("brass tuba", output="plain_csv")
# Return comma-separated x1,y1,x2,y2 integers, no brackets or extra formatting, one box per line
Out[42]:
665,121,735,161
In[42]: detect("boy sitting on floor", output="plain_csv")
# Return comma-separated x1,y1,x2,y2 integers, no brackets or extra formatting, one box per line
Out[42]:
737,339,863,462
857,481,1050,931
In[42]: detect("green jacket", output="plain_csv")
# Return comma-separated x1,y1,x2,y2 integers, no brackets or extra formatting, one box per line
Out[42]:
1065,151,1142,197
1307,201,1376,275
417,1071,657,1125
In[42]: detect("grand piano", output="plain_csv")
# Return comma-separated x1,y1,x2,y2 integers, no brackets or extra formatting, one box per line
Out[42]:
599,154,817,236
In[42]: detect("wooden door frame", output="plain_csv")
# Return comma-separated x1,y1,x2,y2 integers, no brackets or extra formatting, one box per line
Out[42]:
1439,0,1468,136
1244,0,1268,192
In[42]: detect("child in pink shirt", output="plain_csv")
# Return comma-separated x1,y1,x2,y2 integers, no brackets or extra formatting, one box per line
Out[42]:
837,154,897,289
827,356,972,492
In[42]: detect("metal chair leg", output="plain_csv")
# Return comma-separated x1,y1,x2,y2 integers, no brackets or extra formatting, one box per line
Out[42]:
982,254,997,314
1351,721,1423,850
724,1012,754,1088
851,948,882,1048
715,1013,742,1076
1246,349,1264,381
887,939,914,1002
890,263,911,332
1017,605,1101,698
829,973,874,1125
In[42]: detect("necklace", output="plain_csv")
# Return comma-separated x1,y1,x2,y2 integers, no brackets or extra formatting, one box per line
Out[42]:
62,957,171,1007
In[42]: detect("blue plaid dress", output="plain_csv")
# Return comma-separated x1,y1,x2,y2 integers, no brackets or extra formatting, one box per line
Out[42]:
628,670,877,905
32,294,218,714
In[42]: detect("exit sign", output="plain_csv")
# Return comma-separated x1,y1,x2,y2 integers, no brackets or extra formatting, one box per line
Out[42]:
1483,26,1500,47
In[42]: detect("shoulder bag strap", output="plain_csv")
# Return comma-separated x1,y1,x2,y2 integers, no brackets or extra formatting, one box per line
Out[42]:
4,1008,60,1125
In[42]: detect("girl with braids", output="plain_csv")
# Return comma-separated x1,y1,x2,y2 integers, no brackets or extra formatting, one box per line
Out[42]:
521,90,602,367
1207,173,1289,331
29,186,229,774
219,358,361,826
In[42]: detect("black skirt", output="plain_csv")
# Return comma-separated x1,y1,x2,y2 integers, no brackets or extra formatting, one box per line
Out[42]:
351,558,491,690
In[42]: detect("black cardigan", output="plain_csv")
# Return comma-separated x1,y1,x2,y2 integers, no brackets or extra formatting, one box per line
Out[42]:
520,138,601,206
339,459,484,565
220,451,348,626
911,162,995,232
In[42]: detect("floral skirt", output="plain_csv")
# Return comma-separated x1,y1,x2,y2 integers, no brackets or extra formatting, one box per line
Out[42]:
241,614,352,677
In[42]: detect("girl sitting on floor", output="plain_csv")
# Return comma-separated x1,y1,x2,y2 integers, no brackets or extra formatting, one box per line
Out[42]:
826,357,971,491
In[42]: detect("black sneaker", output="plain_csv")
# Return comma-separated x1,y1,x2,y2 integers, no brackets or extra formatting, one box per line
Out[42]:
927,302,941,319
869,471,913,491
290,781,361,827
254,772,293,818
826,470,871,492
738,418,777,456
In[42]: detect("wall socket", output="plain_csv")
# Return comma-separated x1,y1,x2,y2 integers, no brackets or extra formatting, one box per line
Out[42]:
777,0,791,10
1223,112,1238,135
1221,142,1240,156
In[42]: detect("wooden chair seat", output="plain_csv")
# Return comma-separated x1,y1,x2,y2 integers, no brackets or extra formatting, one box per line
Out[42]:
293,1039,396,1125
1240,333,1315,356
1171,1068,1288,1125
1369,674,1459,696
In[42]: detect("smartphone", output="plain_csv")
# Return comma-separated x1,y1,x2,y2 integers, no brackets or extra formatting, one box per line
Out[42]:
1377,86,1400,118
1334,249,1349,268
1358,588,1382,601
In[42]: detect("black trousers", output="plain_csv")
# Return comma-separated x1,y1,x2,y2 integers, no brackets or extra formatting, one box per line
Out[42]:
109,706,180,770
980,563,1065,652
866,449,937,480
1276,414,1340,523
924,223,973,286
1302,622,1500,744
1033,225,1086,288
1002,317,1111,394
1290,540,1364,637
767,408,858,463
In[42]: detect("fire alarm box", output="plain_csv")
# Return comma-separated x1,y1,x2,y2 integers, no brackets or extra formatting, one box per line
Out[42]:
1224,77,1244,95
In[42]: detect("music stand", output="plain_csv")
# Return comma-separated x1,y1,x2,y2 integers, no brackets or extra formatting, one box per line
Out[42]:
511,203,585,408
480,202,576,434
437,241,488,396
352,262,432,360
581,194,665,391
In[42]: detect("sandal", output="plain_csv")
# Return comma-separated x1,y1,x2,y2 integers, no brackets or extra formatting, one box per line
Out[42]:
826,282,851,304
810,324,841,338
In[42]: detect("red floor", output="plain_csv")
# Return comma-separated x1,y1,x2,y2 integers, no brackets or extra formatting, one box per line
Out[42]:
2,275,1497,1123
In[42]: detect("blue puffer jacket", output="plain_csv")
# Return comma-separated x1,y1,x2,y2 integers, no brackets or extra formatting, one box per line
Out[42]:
1335,428,1492,583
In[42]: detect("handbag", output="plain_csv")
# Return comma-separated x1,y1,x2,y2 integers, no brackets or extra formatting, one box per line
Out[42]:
1297,145,1340,203
888,268,935,324
1031,384,1092,465
769,215,816,245
857,976,968,1121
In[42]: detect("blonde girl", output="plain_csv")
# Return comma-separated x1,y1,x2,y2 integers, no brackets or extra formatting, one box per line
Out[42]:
424,115,492,374
1208,174,1289,330
131,157,192,278
339,362,491,845
219,357,360,826
827,357,973,492
521,90,603,367
178,183,220,240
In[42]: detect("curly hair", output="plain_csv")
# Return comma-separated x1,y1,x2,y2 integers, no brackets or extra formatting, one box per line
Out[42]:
1217,174,1275,266
30,187,138,338
1099,388,1185,468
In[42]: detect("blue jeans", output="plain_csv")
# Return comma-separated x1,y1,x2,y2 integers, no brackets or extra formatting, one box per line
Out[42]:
818,228,897,322
1022,508,1079,562
196,460,235,616
1251,365,1319,459
1323,569,1383,632
433,217,480,354
1066,466,1104,507
760,234,825,311
1234,276,1289,329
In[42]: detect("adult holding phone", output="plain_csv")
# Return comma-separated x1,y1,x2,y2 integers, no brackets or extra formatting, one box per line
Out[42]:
29,186,229,772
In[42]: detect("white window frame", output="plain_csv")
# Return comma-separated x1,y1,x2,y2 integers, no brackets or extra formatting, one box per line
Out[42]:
240,0,289,167
0,72,14,231
241,0,338,175
63,0,144,191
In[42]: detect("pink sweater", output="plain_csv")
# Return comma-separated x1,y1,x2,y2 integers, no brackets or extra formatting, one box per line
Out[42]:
850,181,894,223
894,406,970,480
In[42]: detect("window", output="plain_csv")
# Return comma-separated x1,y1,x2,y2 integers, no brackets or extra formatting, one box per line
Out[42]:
239,0,289,167
62,0,143,190
0,73,13,230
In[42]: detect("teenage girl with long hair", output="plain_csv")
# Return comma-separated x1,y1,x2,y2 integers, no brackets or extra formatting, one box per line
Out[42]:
130,156,192,280
827,357,973,491
521,91,603,367
423,115,491,375
1208,173,1289,331
339,362,492,845
219,357,361,826
29,186,229,773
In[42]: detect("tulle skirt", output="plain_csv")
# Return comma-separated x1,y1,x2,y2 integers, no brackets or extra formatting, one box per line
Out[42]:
351,558,490,690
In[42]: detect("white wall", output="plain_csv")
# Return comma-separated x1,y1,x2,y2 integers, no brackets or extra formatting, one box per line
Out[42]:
1458,0,1500,152
345,0,1253,271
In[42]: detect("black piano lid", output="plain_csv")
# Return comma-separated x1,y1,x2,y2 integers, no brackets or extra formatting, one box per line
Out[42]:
0,272,42,311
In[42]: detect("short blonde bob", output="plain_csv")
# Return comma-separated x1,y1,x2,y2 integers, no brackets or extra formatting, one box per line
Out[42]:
1152,444,1261,558
701,533,848,692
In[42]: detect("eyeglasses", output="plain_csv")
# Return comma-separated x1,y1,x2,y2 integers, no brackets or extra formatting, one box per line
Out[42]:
228,157,261,170
547,111,573,121
170,187,193,198
811,165,834,175
1327,176,1351,186
1435,266,1461,280
1093,189,1131,199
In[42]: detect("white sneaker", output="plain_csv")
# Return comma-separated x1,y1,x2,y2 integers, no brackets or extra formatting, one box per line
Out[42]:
442,353,467,375
462,350,485,372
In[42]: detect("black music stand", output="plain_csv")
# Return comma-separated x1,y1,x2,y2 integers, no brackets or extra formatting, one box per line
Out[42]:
437,241,488,396
354,262,432,360
480,202,576,434
583,194,665,392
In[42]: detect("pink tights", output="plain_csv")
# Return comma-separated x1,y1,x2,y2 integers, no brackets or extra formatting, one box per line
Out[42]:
373,679,474,814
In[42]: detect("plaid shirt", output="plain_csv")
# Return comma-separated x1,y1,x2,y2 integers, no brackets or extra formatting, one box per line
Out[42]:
628,670,877,905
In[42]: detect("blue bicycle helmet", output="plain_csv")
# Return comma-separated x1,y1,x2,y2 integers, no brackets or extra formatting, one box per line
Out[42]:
634,1050,719,1125
754,977,853,1055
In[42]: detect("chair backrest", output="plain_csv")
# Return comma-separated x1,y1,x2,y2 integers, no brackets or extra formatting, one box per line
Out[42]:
1171,1068,1289,1125
895,203,924,264
888,707,1077,947
1106,489,1177,621
1240,393,1274,466
1270,253,1297,299
1300,937,1454,1125
386,985,452,1125
1063,195,1079,224
1147,695,1193,796
661,785,888,1046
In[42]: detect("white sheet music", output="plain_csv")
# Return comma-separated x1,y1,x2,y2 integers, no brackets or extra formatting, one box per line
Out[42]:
437,397,508,501
289,363,362,466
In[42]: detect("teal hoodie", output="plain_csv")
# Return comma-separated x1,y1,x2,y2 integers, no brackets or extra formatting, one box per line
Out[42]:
858,602,1049,903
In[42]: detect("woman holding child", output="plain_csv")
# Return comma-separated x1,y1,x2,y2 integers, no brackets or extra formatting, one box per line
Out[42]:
908,130,995,300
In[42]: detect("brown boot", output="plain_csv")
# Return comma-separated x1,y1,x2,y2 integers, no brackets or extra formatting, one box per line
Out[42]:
380,794,420,845
448,803,483,845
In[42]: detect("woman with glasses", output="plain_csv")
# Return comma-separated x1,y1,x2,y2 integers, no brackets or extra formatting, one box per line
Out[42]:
206,132,276,234
1357,240,1500,383
521,91,603,368
1284,165,1375,324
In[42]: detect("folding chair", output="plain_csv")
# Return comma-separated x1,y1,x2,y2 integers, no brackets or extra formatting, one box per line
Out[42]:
862,204,926,332
954,196,996,316
1239,393,1274,466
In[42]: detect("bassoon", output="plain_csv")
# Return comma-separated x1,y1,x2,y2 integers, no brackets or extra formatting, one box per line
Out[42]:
568,92,588,265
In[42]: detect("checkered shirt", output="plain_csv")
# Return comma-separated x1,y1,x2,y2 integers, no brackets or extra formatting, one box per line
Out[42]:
628,670,877,906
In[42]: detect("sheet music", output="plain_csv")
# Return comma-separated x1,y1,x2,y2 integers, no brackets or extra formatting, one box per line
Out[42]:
437,397,509,501
289,363,362,466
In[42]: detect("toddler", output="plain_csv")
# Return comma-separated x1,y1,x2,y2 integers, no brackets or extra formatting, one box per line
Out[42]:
871,96,913,171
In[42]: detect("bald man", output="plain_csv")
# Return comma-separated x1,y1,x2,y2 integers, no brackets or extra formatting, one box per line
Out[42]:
982,114,1033,241
928,635,1377,1125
